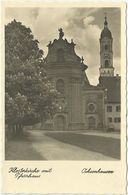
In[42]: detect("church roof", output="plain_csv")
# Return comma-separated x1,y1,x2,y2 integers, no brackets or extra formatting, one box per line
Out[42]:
45,28,88,69
98,76,121,103
100,16,112,39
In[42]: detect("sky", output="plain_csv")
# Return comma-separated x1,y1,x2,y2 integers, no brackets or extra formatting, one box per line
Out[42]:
5,7,121,85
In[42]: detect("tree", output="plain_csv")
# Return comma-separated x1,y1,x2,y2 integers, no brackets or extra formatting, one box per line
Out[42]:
5,19,58,137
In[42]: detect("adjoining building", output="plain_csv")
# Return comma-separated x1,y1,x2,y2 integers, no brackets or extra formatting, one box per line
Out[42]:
43,16,121,131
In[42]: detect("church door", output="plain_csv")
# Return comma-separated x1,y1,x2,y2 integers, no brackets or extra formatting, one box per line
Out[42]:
88,116,96,129
55,115,66,131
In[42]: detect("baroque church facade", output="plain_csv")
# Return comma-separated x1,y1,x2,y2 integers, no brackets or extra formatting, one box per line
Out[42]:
43,16,121,131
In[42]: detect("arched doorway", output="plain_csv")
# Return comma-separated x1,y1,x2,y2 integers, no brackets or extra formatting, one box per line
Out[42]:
88,116,96,129
55,115,66,131
105,60,109,68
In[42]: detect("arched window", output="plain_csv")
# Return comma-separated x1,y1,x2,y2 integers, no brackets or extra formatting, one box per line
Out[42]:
56,79,65,94
104,45,108,50
57,48,64,62
105,60,109,68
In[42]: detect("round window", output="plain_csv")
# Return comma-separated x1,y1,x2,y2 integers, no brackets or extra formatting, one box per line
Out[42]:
88,103,95,112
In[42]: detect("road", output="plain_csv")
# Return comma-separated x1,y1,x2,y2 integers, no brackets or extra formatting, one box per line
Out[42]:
27,130,119,160
6,130,120,160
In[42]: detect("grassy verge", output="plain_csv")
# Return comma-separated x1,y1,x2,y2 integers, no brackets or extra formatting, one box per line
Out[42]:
46,132,120,159
5,132,45,160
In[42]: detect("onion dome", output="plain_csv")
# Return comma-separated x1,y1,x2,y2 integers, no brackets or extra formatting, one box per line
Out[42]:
100,16,112,39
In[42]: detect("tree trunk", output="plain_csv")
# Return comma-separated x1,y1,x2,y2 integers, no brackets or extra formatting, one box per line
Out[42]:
19,124,23,136
15,124,19,136
41,117,46,129
6,124,15,140
12,125,15,136
15,124,24,137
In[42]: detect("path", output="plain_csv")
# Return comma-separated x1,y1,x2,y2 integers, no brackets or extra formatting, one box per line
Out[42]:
27,130,117,160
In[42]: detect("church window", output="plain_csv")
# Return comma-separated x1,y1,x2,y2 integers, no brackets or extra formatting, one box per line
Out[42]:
56,79,65,95
105,45,108,50
88,103,96,113
57,48,65,62
105,60,109,68
107,105,112,112
108,117,112,123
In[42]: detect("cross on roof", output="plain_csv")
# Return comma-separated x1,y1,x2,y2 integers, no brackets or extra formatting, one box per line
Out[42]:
104,12,107,20
81,56,84,63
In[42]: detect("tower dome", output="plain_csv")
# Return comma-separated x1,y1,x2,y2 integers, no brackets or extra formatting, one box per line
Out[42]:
100,16,112,39
100,28,112,39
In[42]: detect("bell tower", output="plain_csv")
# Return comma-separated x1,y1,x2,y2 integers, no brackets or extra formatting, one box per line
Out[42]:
99,15,114,77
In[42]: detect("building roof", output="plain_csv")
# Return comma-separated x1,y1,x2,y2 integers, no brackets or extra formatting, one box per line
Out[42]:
100,27,112,39
100,16,112,39
98,76,121,103
45,29,88,69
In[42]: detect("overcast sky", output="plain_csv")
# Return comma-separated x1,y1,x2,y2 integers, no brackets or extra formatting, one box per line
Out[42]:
5,7,121,85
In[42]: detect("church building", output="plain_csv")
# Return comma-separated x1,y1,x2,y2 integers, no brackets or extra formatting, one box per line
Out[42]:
44,16,121,131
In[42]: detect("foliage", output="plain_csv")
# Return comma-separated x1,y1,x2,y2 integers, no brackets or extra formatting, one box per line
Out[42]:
5,19,58,133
